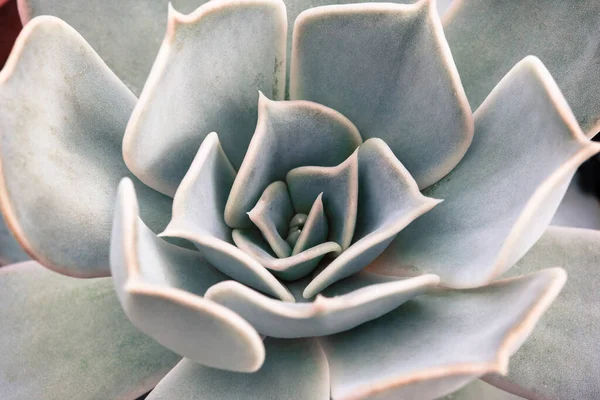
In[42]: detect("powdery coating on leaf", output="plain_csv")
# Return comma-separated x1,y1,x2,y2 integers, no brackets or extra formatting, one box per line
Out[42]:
0,261,181,400
146,338,330,400
439,379,526,400
110,178,266,372
17,0,209,94
370,56,600,288
123,0,287,197
290,0,473,189
443,0,600,136
0,16,172,278
499,227,600,399
321,268,566,400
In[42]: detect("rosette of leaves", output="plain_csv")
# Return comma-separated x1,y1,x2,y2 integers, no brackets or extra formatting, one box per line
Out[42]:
1,1,600,399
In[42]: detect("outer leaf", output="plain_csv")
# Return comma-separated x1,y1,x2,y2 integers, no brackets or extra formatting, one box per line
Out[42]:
123,0,287,197
370,57,600,288
111,178,266,372
17,0,452,99
290,0,473,189
491,227,600,399
443,0,600,135
147,338,329,400
205,273,439,338
0,261,180,400
160,132,293,301
18,0,208,95
0,16,172,278
281,0,453,98
321,268,566,400
225,94,362,228
441,380,525,400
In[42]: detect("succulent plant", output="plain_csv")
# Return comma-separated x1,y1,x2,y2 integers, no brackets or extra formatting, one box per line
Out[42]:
1,0,600,399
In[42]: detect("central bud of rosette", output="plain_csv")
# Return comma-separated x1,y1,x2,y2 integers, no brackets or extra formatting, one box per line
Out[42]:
161,93,440,305
112,94,444,364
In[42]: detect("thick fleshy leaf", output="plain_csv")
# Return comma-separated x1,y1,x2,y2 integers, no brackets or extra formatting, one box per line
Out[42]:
18,0,207,94
370,57,600,288
290,0,473,189
440,380,525,400
147,338,329,400
233,229,340,281
205,273,439,338
0,16,172,278
487,227,600,399
551,172,600,230
110,178,266,372
321,268,566,400
287,151,358,253
281,0,453,98
292,193,328,255
0,262,181,400
0,214,28,265
248,181,295,258
303,139,441,298
443,0,600,135
160,133,292,301
225,94,362,228
123,0,287,197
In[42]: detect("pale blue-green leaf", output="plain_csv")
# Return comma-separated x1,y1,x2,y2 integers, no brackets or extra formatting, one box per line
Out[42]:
205,272,439,338
225,94,362,228
443,0,600,135
551,172,600,230
303,139,440,298
281,0,453,98
492,226,600,399
248,181,294,258
0,16,172,278
440,379,526,400
0,261,181,400
160,133,292,301
19,0,453,99
287,150,358,253
292,193,328,255
147,338,329,400
123,0,287,197
110,178,266,372
0,214,28,265
321,268,566,400
18,0,207,95
290,0,473,189
232,229,340,281
370,57,600,288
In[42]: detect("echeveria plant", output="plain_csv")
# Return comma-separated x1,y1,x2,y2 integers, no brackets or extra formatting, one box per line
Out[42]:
1,0,600,399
